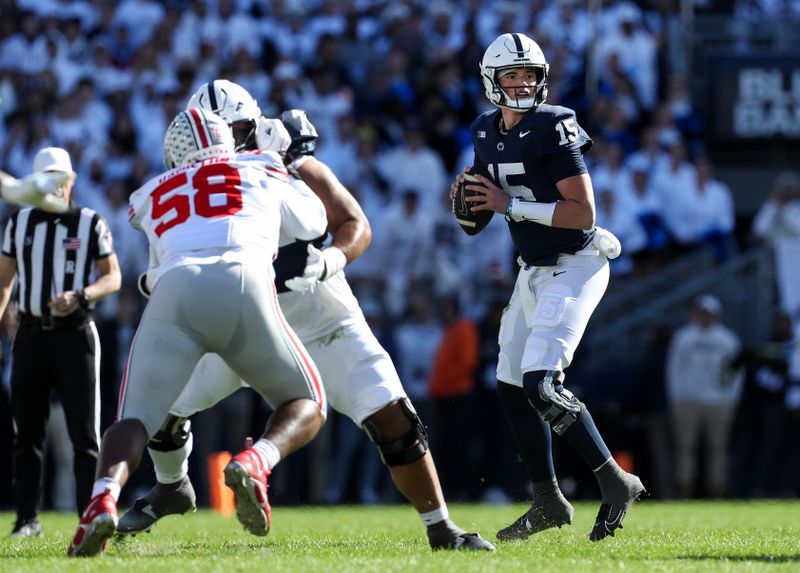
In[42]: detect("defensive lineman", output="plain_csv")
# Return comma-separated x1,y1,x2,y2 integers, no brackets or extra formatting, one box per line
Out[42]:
68,108,327,556
117,80,495,551
455,33,644,541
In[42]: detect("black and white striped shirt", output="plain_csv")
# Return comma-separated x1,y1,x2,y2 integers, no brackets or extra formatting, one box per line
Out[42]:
2,207,115,317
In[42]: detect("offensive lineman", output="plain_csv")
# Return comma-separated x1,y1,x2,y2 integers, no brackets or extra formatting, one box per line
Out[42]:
117,80,495,552
68,108,327,556
454,33,645,541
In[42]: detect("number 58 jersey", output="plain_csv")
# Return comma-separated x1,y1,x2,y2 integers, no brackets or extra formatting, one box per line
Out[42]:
129,151,327,283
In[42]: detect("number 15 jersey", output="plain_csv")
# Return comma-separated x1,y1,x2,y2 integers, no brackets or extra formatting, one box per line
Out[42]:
471,103,595,266
129,151,327,284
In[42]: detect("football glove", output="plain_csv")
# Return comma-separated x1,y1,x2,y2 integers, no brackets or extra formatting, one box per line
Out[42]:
281,109,318,165
0,170,70,213
284,244,347,293
592,226,622,259
255,117,291,155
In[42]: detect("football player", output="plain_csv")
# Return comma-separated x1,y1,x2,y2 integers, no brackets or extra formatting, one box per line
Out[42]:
452,33,644,542
117,80,495,552
68,108,328,556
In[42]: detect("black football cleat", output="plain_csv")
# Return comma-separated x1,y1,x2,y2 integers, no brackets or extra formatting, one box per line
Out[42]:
117,476,196,536
496,496,574,541
589,479,646,542
428,519,496,551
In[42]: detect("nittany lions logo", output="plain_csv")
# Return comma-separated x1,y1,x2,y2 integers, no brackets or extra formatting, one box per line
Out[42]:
497,142,504,151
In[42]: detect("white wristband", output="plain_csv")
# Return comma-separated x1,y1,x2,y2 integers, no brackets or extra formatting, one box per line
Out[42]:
320,246,347,281
506,198,556,226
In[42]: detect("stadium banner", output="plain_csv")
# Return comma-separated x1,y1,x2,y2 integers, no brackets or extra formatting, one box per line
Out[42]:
709,55,800,139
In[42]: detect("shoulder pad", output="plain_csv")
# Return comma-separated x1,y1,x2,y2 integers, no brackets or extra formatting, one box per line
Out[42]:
470,110,500,165
536,105,592,155
236,150,290,182
128,181,155,231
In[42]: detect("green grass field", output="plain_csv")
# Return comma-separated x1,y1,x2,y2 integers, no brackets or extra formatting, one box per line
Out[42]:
1,501,799,572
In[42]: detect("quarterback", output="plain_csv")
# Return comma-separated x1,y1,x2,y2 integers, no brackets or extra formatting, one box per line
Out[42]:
454,33,645,542
117,80,495,552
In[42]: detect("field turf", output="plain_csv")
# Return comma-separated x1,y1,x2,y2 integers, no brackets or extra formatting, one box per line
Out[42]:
1,501,799,572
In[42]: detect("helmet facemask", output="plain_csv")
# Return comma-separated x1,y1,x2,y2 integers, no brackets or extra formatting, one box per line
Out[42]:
230,119,258,151
491,65,548,111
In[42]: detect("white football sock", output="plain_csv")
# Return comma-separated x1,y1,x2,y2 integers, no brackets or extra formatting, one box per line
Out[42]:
420,505,450,526
252,438,281,471
91,477,120,502
149,432,193,484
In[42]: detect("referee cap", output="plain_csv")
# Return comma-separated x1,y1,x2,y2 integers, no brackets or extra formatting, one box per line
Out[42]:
34,147,75,175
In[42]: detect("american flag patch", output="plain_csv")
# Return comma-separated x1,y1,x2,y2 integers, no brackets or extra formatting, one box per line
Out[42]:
62,237,82,250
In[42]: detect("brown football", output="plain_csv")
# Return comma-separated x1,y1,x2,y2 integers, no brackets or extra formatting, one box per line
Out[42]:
453,163,494,236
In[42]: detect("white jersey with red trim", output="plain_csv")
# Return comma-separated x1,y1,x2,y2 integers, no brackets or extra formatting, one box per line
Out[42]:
129,151,326,285
278,179,362,341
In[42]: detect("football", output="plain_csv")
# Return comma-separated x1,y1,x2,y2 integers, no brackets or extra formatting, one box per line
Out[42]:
453,163,494,236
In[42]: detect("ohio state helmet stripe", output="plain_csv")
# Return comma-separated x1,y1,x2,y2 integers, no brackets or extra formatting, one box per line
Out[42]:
208,80,219,112
512,33,524,57
187,107,210,148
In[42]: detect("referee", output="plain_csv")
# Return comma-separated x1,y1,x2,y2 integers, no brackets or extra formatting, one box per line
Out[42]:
0,147,121,537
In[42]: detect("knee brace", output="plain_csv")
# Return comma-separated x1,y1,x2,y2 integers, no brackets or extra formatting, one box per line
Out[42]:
362,398,429,466
522,370,585,436
148,414,191,452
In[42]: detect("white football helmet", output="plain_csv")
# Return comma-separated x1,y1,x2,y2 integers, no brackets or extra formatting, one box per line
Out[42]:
186,79,261,150
480,33,549,111
163,107,234,169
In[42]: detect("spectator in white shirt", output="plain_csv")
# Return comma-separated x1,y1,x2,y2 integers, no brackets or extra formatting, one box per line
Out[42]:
651,138,697,248
375,122,448,213
0,10,41,75
112,0,165,49
393,290,442,419
688,157,736,261
752,171,800,315
375,190,435,317
596,189,647,275
626,125,669,175
752,171,800,244
621,156,672,260
292,64,353,143
593,2,658,110
666,295,743,498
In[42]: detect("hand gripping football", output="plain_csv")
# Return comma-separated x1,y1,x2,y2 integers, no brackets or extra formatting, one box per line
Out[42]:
453,163,494,236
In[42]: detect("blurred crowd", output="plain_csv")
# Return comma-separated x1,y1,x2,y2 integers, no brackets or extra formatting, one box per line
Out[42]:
0,0,799,511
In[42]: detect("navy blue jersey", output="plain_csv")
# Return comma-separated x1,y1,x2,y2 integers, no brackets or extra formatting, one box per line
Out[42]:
471,104,595,266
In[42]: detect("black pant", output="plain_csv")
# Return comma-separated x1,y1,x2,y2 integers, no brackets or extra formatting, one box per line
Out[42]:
11,317,100,519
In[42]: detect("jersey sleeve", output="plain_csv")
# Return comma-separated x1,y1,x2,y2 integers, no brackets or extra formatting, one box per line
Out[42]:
470,115,488,166
2,212,17,257
273,179,328,241
237,151,290,182
540,108,592,156
89,211,115,259
128,184,151,232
